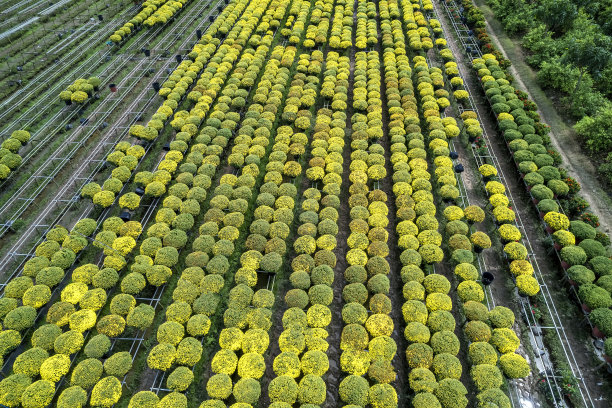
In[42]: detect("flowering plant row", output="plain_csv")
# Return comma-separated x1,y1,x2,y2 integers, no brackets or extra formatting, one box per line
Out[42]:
380,13,448,404
335,46,399,407
303,0,334,48
81,141,146,208
328,0,352,49
128,0,253,144
282,0,311,45
110,0,191,44
265,53,341,408
127,2,297,405
415,9,532,404
473,54,612,348
394,49,462,408
416,7,531,402
434,53,541,298
58,77,101,105
110,0,168,43
0,218,94,377
354,0,377,49
202,43,314,408
0,130,30,180
472,55,611,301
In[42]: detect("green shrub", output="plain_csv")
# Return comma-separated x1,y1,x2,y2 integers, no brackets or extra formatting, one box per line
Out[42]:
104,351,132,377
469,342,498,365
408,367,437,393
268,375,298,404
5,276,33,298
47,301,75,326
13,347,48,377
233,377,261,404
339,375,369,406
434,378,468,408
579,284,612,309
128,391,159,408
463,301,489,321
127,303,155,329
499,353,530,378
367,359,396,384
0,373,31,406
569,220,596,241
31,324,60,351
84,334,111,359
560,245,587,266
297,374,326,405
54,330,84,355
590,256,612,276
22,284,51,308
471,364,503,391
412,391,441,408
579,239,606,259
427,310,456,332
430,330,460,355
406,343,434,369
368,383,398,408
58,386,87,408
488,306,515,328
71,358,103,388
464,321,491,343
167,366,194,392
4,306,36,331
21,379,55,408
90,376,122,407
207,373,233,399
477,388,511,408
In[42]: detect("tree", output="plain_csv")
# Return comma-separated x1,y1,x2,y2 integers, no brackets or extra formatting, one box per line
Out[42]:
536,0,577,35
574,106,612,152
564,34,612,98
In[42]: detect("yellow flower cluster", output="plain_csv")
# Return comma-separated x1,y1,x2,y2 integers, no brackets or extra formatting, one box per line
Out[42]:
543,211,570,231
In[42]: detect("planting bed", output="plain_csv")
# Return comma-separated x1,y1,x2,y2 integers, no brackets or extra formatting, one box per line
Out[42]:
0,0,609,407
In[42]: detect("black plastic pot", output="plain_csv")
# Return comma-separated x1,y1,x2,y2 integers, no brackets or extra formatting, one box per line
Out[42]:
482,272,495,285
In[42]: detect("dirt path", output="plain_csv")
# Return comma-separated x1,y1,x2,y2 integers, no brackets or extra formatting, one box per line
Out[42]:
472,0,612,237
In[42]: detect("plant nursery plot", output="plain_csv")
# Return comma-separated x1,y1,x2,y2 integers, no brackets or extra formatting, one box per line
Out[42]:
0,0,610,407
